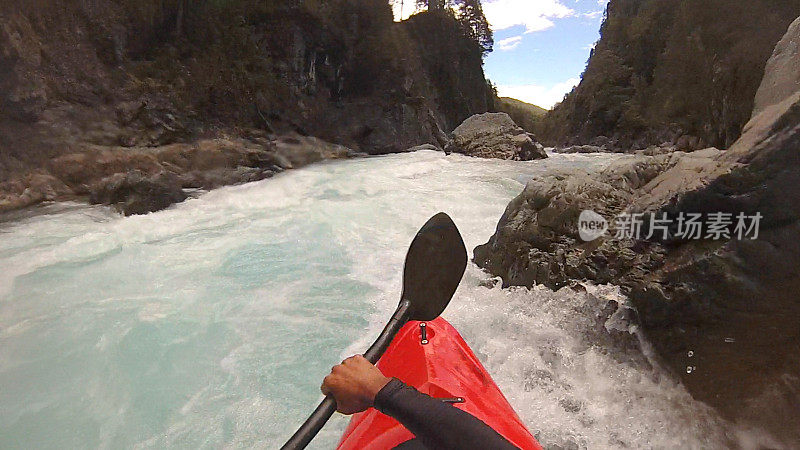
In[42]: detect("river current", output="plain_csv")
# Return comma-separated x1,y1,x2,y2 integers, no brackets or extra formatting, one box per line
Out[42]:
0,151,739,448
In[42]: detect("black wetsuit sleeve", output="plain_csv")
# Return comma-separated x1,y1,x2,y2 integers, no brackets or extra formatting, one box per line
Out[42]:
374,378,520,450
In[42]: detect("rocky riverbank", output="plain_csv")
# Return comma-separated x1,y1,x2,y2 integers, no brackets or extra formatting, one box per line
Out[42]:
0,109,546,216
0,132,354,216
0,1,496,216
476,16,800,445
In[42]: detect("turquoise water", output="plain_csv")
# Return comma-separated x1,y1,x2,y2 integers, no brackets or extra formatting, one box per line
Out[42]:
0,151,737,448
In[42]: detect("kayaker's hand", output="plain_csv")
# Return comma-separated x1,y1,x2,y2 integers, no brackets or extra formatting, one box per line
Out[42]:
321,355,391,415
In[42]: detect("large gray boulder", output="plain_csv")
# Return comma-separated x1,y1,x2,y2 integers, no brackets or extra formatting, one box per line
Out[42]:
752,16,800,117
446,112,547,160
474,152,684,290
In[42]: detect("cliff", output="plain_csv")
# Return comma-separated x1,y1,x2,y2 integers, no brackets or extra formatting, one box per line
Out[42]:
0,0,492,212
476,15,800,445
536,0,800,150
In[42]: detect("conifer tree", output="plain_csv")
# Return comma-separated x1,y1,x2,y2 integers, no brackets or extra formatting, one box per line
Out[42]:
415,0,450,11
410,0,492,56
455,0,493,55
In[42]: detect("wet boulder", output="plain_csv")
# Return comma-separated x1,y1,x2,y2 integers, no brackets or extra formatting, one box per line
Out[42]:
90,170,186,216
272,133,352,168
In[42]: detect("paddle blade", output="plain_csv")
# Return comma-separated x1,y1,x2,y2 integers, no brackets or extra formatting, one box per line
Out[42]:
401,212,467,321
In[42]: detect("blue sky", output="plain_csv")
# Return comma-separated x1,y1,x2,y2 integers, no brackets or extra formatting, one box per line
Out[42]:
394,0,608,109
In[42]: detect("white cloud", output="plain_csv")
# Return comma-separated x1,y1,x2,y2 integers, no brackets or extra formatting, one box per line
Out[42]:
483,0,574,33
394,0,579,32
497,35,523,51
583,9,604,19
497,77,580,109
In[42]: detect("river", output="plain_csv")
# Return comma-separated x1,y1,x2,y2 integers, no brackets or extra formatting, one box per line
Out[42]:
0,150,735,448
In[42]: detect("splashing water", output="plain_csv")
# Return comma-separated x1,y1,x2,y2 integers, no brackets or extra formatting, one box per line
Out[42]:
0,151,737,448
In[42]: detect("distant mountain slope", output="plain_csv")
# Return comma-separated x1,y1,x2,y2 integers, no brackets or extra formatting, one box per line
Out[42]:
536,0,800,150
493,97,546,134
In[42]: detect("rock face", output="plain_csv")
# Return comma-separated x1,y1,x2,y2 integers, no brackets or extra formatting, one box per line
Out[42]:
480,111,800,444
477,18,800,445
753,16,800,117
0,1,493,215
629,92,800,446
446,113,547,161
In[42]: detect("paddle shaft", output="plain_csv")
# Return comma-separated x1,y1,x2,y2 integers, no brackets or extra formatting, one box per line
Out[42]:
280,300,412,450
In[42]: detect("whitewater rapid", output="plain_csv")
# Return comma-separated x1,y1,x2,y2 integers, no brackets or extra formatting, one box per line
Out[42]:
0,150,735,448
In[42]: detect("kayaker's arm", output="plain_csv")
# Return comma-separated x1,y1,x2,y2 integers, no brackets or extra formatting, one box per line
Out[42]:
374,378,520,450
323,355,519,450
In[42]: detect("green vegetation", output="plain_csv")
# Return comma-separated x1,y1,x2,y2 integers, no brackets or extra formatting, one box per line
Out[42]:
536,0,800,149
493,97,547,134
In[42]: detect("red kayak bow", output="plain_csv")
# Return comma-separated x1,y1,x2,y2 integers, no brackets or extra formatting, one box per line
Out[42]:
337,318,542,450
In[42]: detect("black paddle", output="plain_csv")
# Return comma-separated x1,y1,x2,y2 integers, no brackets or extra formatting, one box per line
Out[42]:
281,212,468,450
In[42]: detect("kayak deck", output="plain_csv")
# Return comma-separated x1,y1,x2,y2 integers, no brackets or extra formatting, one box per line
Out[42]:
336,317,542,450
